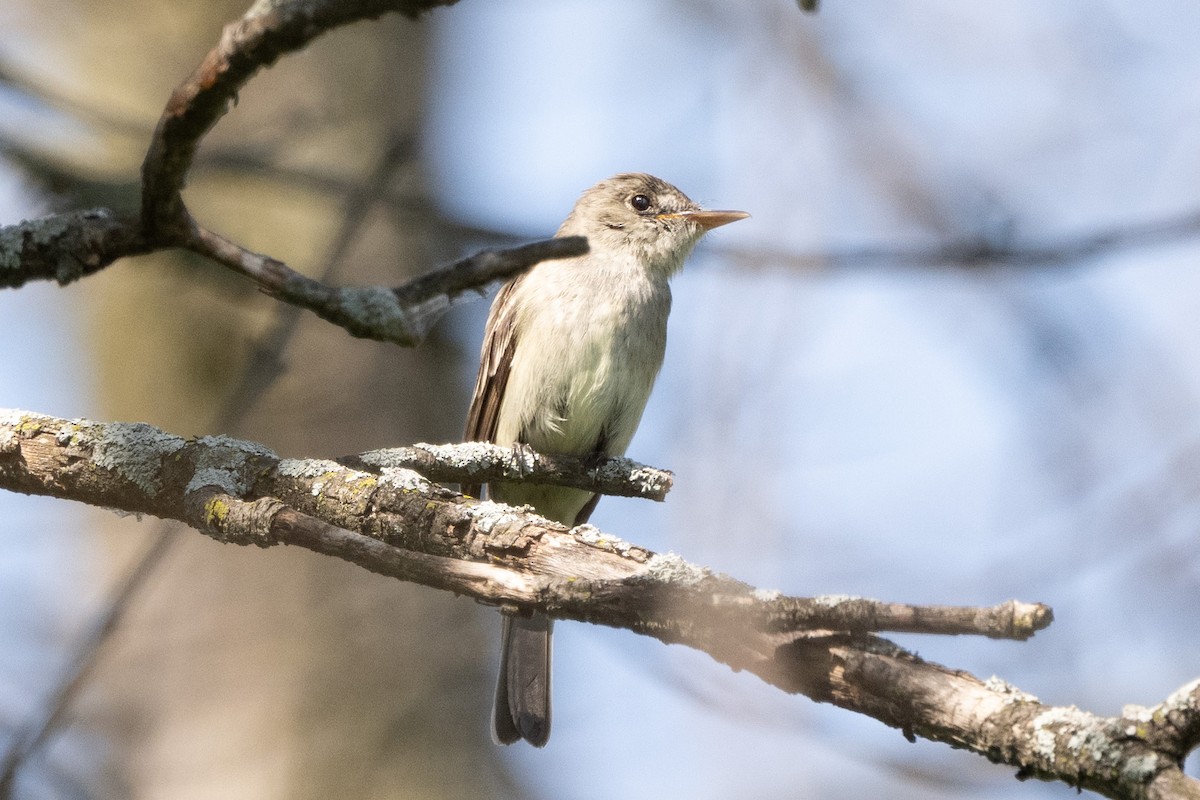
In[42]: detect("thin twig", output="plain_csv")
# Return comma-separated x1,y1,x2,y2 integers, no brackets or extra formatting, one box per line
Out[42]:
213,132,416,418
185,221,587,344
342,441,674,501
721,208,1200,272
139,0,458,239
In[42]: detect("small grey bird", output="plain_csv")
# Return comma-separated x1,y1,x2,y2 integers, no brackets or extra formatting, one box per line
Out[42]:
464,173,748,747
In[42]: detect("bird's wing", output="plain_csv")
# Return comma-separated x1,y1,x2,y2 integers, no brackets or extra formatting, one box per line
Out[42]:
462,276,523,498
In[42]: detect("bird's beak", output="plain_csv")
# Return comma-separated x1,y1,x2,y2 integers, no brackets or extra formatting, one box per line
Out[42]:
664,209,751,230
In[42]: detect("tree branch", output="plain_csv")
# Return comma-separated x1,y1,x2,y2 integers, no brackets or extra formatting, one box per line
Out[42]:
5,408,1197,798
340,441,675,502
139,0,459,241
185,221,587,344
0,210,147,288
722,208,1200,272
0,410,1051,644
0,0,591,347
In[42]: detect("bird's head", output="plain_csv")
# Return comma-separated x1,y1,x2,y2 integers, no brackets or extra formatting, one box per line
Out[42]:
558,173,748,276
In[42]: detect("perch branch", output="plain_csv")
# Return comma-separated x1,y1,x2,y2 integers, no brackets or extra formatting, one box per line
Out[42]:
6,410,1198,798
0,409,1052,644
341,441,675,502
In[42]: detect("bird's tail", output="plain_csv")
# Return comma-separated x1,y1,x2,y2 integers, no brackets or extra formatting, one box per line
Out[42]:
492,613,553,747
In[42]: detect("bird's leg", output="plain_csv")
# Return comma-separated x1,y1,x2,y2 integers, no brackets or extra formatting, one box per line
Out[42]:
581,450,608,472
510,442,537,479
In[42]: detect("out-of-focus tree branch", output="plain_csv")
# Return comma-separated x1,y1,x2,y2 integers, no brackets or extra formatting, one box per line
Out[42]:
7,60,1200,287
197,149,1200,272
3,408,1198,800
138,0,457,238
0,0,596,347
0,208,148,285
721,208,1200,272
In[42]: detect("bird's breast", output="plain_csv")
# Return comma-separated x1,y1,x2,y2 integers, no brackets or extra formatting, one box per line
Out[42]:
497,273,670,458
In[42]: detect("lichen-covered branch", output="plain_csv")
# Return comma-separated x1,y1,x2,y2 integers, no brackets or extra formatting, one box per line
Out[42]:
1,0,589,347
341,441,675,502
186,223,588,344
777,642,1200,800
0,210,147,289
4,408,1197,798
0,409,1052,643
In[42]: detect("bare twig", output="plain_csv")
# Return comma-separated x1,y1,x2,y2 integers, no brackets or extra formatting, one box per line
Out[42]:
212,132,418,418
723,208,1200,272
139,0,459,240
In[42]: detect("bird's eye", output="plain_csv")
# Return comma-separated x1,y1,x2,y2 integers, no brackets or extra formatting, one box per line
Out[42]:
630,194,652,212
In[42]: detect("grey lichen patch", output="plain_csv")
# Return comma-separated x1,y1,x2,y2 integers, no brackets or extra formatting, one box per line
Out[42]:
984,676,1039,703
625,463,673,497
0,408,31,428
471,500,530,534
419,441,500,477
185,435,279,496
93,421,186,497
196,434,276,460
1159,677,1200,712
469,499,549,557
1120,753,1162,782
1030,706,1110,767
591,456,670,496
378,467,432,492
1031,722,1060,764
573,524,639,555
812,594,866,607
277,458,342,480
0,409,20,451
1122,704,1154,724
0,210,115,285
336,287,417,343
644,553,712,586
505,442,538,474
275,458,346,498
0,216,70,271
1,408,45,443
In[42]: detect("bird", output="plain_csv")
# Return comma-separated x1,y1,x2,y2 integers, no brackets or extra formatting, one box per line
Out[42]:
464,172,748,747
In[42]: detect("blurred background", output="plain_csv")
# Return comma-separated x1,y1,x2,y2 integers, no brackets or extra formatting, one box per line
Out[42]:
1,0,1199,798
